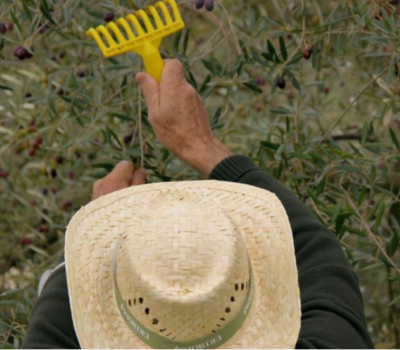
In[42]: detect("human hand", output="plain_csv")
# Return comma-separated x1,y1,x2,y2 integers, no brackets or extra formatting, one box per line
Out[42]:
136,59,233,177
92,161,147,201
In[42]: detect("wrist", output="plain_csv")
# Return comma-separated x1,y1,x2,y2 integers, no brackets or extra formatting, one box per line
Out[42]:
182,138,233,178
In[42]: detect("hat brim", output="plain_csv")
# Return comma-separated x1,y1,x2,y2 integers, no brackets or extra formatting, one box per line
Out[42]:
65,180,301,349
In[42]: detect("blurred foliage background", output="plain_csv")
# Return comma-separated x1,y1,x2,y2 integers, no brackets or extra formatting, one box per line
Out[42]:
0,0,400,348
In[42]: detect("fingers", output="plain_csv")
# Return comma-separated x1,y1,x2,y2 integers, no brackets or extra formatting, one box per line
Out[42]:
161,59,185,86
92,162,147,201
136,72,160,110
131,168,147,186
108,160,134,183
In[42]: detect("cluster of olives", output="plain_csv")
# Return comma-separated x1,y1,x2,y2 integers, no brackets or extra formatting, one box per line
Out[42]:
195,0,215,11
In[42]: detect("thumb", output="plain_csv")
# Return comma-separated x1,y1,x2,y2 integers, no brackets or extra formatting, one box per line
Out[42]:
136,73,160,109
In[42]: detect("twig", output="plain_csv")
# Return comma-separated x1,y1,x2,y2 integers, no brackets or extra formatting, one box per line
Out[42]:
102,78,137,105
314,67,389,149
191,30,232,62
217,0,241,55
342,185,400,276
137,61,144,169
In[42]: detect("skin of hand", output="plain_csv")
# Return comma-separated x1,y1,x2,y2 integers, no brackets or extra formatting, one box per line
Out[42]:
92,161,147,200
136,59,233,177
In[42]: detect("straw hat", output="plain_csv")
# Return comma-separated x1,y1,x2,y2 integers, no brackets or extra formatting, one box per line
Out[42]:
65,180,301,349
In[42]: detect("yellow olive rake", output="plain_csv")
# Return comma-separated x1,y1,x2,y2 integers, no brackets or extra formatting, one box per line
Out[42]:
87,0,185,83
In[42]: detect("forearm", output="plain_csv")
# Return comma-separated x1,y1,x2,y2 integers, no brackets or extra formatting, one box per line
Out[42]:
181,138,233,178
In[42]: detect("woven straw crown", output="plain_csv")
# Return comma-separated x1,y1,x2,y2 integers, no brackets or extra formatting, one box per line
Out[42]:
116,194,251,342
65,180,301,349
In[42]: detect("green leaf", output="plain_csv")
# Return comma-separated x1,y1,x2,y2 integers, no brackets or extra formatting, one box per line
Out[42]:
260,141,279,150
187,71,198,90
388,231,399,257
92,163,115,172
372,202,385,232
183,29,190,55
112,113,134,121
361,122,368,145
0,85,12,91
261,52,274,62
107,127,123,150
199,75,212,94
290,74,301,91
202,59,219,75
9,10,23,36
243,82,263,94
279,36,287,61
390,128,400,150
389,295,400,306
213,107,222,124
287,52,304,66
386,57,395,84
40,0,57,25
267,40,277,57
357,186,367,206
22,1,33,22
367,201,380,221
378,255,395,268
173,30,182,53
306,186,321,205
335,165,362,173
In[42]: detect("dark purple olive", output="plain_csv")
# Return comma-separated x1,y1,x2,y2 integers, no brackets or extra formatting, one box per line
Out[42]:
50,168,57,178
123,134,133,144
77,70,85,78
195,0,205,9
255,77,266,86
25,47,34,59
205,0,214,11
277,77,286,90
14,46,28,60
0,23,7,35
103,12,115,22
0,169,9,178
55,155,64,164
39,25,49,34
303,49,312,60
25,92,32,98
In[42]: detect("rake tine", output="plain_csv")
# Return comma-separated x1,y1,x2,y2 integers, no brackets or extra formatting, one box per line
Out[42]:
87,28,109,52
116,18,136,40
155,2,173,26
165,0,182,23
147,5,164,28
136,10,155,33
126,14,146,36
106,22,127,44
96,25,117,47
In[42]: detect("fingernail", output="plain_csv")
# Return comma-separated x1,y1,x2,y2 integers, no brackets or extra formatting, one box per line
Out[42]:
137,74,147,86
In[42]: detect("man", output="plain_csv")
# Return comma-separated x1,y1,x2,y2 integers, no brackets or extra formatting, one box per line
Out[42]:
22,60,374,349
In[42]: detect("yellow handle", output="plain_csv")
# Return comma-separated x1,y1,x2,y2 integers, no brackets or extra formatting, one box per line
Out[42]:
142,49,164,83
